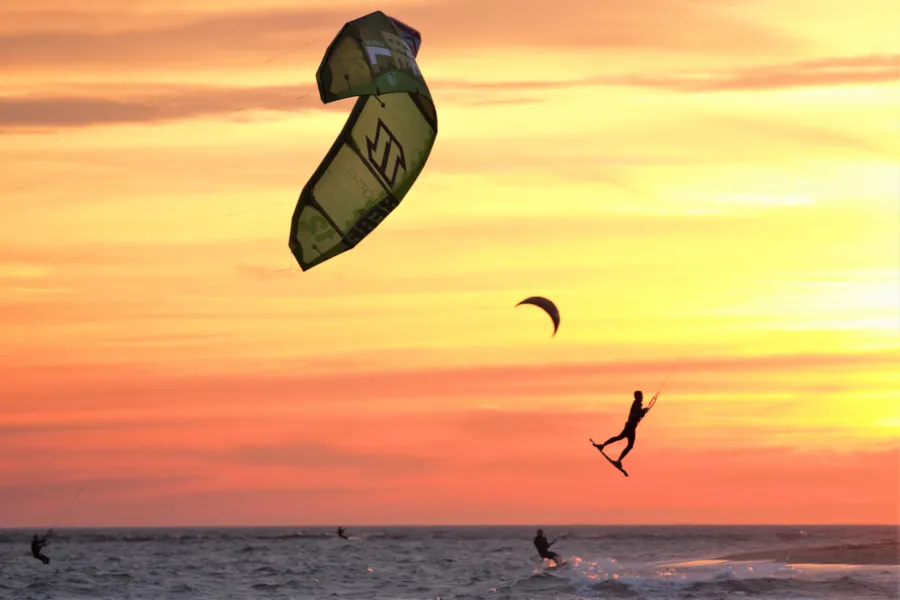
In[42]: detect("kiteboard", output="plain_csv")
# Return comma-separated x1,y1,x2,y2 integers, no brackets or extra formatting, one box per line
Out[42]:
590,439,629,477
542,558,567,569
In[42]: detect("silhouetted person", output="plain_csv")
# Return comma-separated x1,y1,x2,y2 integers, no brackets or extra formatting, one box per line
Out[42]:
30,534,49,564
533,529,561,562
594,390,651,468
337,526,348,540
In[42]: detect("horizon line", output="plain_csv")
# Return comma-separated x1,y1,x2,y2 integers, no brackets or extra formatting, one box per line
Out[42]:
1,523,895,531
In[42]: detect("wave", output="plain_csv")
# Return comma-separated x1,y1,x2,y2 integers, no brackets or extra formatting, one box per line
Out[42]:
684,574,896,597
489,555,898,599
717,541,899,566
261,532,333,540
364,532,409,540
775,528,809,541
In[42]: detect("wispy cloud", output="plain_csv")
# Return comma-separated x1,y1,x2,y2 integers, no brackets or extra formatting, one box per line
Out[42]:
0,85,312,129
604,54,900,92
0,9,334,69
0,1,792,71
440,54,900,95
0,475,194,496
226,441,441,475
4,349,896,410
2,54,893,130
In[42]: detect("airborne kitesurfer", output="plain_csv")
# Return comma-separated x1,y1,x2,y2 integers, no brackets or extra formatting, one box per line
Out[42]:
593,390,652,469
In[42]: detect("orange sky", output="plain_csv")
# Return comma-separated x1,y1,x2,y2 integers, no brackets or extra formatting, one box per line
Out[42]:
1,0,898,528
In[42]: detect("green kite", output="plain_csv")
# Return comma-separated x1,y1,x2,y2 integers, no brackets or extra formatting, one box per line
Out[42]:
289,11,438,271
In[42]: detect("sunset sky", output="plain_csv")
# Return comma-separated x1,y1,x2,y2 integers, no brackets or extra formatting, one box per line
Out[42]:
1,0,898,528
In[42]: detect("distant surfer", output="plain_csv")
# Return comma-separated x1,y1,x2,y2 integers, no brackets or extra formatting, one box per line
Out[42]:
30,533,49,564
533,529,562,563
337,526,348,540
593,390,652,469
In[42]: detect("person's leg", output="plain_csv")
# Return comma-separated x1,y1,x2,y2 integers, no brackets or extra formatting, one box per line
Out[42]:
599,431,627,448
617,430,636,462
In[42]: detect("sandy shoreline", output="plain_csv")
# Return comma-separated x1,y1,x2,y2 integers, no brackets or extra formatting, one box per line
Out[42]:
718,541,899,566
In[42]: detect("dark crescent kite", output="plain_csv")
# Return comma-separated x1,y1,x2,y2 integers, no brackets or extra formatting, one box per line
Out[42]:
516,296,560,337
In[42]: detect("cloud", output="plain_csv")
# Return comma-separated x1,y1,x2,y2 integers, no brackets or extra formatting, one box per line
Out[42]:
1,53,893,130
695,114,891,158
4,348,896,411
0,418,214,436
440,54,900,95
603,54,900,92
225,441,441,475
0,1,793,71
0,8,335,69
450,408,614,439
405,0,791,52
0,85,313,129
233,264,297,281
1,405,895,525
0,475,195,505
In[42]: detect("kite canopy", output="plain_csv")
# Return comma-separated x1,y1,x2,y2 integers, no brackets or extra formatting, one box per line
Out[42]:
516,296,560,337
289,11,438,271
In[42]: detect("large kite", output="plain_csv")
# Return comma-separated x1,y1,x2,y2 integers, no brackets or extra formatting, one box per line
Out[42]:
289,11,438,271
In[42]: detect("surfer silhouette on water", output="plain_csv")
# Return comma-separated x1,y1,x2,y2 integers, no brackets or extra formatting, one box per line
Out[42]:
337,526,348,540
534,529,562,563
594,390,652,469
30,533,49,564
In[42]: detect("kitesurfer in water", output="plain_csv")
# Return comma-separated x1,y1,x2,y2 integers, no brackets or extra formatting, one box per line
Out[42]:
594,390,651,468
533,529,561,563
30,533,49,564
337,526,348,539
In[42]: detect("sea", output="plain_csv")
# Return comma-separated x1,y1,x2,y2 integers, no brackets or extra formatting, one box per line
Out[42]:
1,525,897,600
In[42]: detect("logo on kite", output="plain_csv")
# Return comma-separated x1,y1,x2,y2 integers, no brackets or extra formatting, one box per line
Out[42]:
366,119,406,187
516,296,560,337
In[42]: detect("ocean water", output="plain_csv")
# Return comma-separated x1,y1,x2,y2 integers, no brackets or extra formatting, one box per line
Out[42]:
1,525,897,599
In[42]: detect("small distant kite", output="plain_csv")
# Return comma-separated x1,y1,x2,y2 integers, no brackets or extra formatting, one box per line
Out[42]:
288,11,438,271
516,296,560,337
